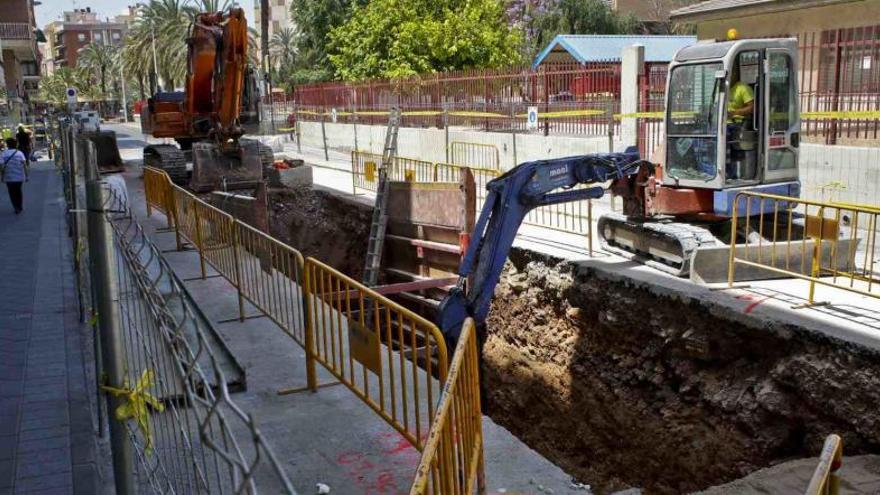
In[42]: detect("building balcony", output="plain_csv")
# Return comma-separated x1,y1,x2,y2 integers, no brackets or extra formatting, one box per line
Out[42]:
0,22,32,40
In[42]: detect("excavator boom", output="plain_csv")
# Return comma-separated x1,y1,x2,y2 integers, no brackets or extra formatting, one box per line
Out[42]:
437,151,643,342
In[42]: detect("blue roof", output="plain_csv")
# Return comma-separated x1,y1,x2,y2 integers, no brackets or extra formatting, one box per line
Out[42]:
532,35,698,68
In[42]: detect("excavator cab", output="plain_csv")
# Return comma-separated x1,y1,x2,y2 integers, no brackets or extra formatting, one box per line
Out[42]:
663,38,800,195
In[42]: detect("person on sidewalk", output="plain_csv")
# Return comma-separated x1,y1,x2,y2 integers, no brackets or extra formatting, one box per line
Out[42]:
1,138,29,214
16,124,32,162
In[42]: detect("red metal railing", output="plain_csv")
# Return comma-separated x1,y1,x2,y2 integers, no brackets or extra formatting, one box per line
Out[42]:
276,25,880,146
283,61,624,137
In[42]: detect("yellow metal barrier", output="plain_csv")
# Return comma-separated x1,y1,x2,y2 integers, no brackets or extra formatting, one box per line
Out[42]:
728,192,880,305
352,150,384,193
450,142,500,171
806,434,843,495
301,257,449,450
434,163,499,212
233,221,308,346
410,317,485,494
393,156,435,184
141,167,488,489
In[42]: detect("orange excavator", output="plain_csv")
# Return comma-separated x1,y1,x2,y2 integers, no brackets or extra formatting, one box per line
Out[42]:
140,7,270,191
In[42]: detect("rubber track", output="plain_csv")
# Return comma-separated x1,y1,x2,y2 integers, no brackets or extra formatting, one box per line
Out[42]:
144,144,188,185
598,212,718,276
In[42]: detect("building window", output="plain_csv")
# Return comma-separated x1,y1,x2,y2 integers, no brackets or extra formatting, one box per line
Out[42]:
77,33,87,42
819,26,880,93
276,0,284,5
112,32,121,41
94,32,103,42
272,20,280,32
21,62,39,77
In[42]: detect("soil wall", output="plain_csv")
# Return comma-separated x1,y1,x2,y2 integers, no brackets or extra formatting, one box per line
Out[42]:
486,249,880,493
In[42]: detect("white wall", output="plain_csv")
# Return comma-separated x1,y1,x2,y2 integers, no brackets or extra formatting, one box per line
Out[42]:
295,121,880,205
799,143,880,205
297,121,614,171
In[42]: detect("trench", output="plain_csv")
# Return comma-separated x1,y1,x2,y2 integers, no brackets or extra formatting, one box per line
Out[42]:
268,184,880,494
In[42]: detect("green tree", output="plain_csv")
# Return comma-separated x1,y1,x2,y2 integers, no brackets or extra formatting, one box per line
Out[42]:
530,0,640,52
328,0,523,81
289,0,365,82
77,42,117,98
37,67,97,105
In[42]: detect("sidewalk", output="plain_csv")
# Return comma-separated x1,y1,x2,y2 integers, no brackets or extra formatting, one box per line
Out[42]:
0,162,104,494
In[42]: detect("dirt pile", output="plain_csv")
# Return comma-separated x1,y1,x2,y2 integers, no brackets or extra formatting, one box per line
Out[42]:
483,250,880,493
268,186,371,279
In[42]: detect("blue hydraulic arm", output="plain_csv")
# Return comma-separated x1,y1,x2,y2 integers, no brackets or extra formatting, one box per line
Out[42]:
437,151,644,342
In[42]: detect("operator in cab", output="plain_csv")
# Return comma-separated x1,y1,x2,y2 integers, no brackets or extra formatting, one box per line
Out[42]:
728,66,754,123
725,63,757,181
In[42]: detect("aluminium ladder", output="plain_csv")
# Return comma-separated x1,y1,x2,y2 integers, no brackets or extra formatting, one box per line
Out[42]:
362,107,401,287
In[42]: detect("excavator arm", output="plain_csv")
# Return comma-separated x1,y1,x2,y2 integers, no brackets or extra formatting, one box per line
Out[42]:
437,150,645,342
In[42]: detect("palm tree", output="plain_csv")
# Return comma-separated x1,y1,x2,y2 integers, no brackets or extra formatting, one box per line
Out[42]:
270,27,298,69
77,42,117,99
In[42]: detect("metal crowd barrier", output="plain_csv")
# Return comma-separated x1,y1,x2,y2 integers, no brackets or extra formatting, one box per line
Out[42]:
450,141,500,171
728,191,880,305
142,167,486,489
805,434,843,495
300,257,449,451
411,318,485,494
353,151,597,254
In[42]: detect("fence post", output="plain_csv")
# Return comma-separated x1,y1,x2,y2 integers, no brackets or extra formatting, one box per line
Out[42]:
510,102,518,168
321,107,330,161
193,203,207,279
444,106,450,164
231,221,247,322
301,264,318,391
84,143,136,495
620,44,645,151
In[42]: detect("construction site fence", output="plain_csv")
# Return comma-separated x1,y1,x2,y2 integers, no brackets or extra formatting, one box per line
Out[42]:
58,132,296,493
411,317,485,495
143,167,486,488
728,191,880,306
352,151,597,254
805,434,844,495
266,24,880,147
450,141,501,170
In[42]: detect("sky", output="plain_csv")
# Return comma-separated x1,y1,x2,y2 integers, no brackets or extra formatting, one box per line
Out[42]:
35,0,257,28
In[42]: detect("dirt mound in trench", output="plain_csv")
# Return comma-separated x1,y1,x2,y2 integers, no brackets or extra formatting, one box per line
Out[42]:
268,186,370,279
483,252,880,494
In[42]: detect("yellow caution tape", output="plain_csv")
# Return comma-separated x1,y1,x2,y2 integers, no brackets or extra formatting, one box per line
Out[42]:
801,111,880,120
294,108,880,121
518,109,607,118
101,369,165,453
276,127,296,132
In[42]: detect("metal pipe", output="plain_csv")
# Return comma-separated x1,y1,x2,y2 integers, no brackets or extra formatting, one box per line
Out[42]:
85,144,135,495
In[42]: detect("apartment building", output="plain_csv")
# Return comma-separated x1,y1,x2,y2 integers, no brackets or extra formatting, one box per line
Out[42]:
43,7,131,73
0,0,41,123
254,0,295,56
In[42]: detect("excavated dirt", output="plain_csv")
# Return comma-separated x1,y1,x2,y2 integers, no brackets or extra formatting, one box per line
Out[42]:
268,186,371,279
267,184,880,494
484,249,880,493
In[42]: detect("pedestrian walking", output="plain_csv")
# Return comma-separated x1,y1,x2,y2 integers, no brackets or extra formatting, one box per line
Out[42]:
16,125,32,162
1,138,29,214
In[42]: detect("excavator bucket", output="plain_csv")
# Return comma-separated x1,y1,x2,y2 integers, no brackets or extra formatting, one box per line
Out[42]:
81,130,125,174
190,138,265,192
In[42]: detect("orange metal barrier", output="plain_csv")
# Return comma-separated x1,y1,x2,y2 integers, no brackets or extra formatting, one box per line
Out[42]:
410,317,485,494
728,192,880,305
805,434,843,495
301,257,449,450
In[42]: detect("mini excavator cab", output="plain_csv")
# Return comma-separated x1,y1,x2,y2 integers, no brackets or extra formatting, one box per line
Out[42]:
663,38,800,191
